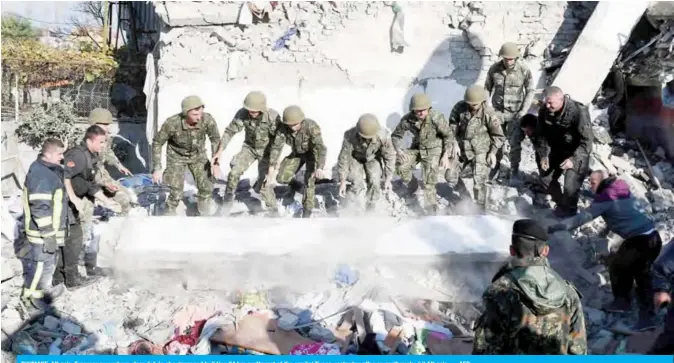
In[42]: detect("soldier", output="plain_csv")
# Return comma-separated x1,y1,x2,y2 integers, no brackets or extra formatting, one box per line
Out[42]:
445,85,505,210
473,219,587,355
151,96,221,216
535,86,593,218
391,93,453,215
210,91,281,211
60,125,120,287
336,113,396,211
17,139,68,313
264,105,327,218
485,42,535,182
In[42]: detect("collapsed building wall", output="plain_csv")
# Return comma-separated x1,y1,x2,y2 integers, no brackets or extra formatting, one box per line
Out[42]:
151,1,595,180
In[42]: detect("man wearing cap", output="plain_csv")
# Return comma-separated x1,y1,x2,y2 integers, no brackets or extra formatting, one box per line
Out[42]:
473,219,587,355
535,86,593,218
264,105,327,218
151,95,221,216
210,91,282,213
548,170,663,331
391,93,453,215
485,42,535,182
446,85,505,211
336,113,396,211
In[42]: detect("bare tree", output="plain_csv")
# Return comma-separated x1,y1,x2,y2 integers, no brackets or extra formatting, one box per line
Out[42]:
68,1,107,50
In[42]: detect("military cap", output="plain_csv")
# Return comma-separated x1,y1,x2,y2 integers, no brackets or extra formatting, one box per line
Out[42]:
512,219,548,242
88,108,113,125
282,105,305,125
181,95,204,114
409,93,432,111
243,91,267,112
464,85,487,104
499,42,520,58
357,113,380,139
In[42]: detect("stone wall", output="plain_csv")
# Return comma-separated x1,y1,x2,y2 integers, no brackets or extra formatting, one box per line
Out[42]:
152,1,595,179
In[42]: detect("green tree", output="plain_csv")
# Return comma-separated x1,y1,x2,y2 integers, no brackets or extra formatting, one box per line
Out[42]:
1,16,38,40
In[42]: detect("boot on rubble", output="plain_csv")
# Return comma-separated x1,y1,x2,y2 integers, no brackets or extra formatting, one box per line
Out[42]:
285,180,303,199
85,253,109,277
65,268,100,290
302,208,312,218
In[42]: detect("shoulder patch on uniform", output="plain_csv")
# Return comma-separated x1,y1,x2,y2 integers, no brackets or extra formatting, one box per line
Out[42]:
66,160,75,168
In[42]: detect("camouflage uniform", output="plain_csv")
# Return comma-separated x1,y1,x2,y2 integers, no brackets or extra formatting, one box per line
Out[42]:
152,96,221,216
445,97,505,205
392,94,453,211
485,43,535,175
473,256,588,355
267,106,327,214
337,114,396,209
218,92,281,202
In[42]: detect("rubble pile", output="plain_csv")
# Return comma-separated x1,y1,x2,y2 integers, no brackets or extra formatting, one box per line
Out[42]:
2,102,673,357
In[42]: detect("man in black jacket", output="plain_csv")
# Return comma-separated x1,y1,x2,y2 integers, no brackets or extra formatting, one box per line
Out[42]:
648,240,674,354
18,139,68,313
535,87,594,218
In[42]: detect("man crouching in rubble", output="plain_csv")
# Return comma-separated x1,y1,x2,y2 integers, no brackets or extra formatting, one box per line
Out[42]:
337,113,396,212
535,86,594,218
60,126,122,288
17,139,68,314
549,170,663,331
473,219,587,355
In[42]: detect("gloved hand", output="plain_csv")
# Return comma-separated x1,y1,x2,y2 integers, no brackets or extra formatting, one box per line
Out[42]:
487,152,497,168
547,224,567,234
43,237,57,253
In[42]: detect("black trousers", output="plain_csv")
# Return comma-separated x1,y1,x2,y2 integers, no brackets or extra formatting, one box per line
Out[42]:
648,304,674,354
609,230,663,316
538,154,588,213
53,222,84,284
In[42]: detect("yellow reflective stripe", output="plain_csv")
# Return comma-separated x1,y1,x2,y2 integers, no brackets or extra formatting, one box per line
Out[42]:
28,193,52,201
41,231,56,237
26,230,41,237
35,216,53,227
52,189,63,234
22,288,44,299
26,229,56,238
28,261,44,292
56,231,65,237
56,237,65,246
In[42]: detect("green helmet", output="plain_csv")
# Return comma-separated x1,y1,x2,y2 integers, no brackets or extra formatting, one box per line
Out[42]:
499,42,520,58
181,95,204,114
282,105,305,125
409,93,432,111
243,91,267,112
464,85,487,104
88,108,113,125
357,113,380,139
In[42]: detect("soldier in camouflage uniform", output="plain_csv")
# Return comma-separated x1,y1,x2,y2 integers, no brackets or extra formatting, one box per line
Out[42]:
151,96,221,216
211,91,281,210
264,105,327,218
391,93,453,215
484,42,535,181
445,85,505,209
473,219,587,355
336,113,396,211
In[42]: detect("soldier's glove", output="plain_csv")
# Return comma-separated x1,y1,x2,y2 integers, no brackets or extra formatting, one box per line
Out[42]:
547,224,567,234
487,152,497,168
338,181,347,198
43,237,57,254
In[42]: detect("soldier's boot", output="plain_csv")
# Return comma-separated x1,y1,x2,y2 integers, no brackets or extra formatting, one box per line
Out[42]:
424,204,438,216
285,180,303,199
602,298,632,313
64,267,100,290
214,193,234,216
84,252,109,277
632,311,657,332
509,166,522,186
302,209,312,218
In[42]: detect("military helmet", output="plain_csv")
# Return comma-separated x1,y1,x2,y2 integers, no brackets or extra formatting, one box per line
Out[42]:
243,91,267,112
181,95,204,114
88,108,113,125
409,93,432,111
357,113,380,139
464,85,487,104
282,105,305,125
499,42,520,58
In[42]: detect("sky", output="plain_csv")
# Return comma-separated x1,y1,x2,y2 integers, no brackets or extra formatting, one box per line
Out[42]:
1,1,80,30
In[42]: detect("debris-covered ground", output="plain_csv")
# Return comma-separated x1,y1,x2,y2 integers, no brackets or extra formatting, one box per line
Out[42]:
2,105,673,357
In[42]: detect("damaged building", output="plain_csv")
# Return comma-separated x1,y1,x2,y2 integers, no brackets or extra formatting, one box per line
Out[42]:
1,0,674,358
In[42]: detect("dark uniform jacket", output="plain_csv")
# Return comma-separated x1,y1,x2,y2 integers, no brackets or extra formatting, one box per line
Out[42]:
64,143,101,220
22,158,69,250
535,95,594,168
